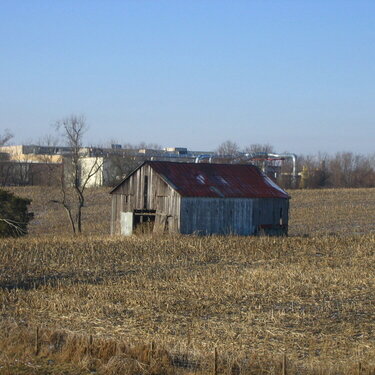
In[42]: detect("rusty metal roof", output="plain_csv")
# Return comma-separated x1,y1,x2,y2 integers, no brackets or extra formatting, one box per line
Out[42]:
145,161,289,199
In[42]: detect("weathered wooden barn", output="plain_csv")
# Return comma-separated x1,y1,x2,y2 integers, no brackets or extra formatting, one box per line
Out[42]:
110,161,290,236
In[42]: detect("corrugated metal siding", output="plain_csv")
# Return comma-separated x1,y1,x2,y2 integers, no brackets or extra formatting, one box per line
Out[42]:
180,198,254,235
180,197,289,235
251,198,289,227
147,161,289,199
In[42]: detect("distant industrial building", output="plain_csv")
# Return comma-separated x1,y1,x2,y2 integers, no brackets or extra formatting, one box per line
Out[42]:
0,145,63,186
0,144,297,188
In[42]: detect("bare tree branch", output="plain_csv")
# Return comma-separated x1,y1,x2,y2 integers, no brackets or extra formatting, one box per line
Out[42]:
0,129,14,146
0,218,28,236
216,140,240,156
52,114,103,234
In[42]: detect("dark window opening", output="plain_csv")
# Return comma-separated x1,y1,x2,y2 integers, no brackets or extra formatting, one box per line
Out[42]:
143,175,148,209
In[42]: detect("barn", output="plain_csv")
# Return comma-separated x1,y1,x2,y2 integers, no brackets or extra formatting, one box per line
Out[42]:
110,161,290,236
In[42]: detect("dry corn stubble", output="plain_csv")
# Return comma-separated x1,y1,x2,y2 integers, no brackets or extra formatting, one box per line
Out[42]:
0,187,374,374
0,234,374,374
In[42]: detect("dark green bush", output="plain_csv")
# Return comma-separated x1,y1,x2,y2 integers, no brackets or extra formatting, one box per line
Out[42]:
0,189,32,237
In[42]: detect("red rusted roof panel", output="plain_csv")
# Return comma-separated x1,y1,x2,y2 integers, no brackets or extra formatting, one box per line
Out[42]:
148,161,289,199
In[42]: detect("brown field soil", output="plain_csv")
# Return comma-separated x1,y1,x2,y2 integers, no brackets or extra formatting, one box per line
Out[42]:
0,187,375,374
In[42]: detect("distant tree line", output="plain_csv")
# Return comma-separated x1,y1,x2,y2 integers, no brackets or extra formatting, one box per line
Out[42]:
293,152,375,189
216,140,375,189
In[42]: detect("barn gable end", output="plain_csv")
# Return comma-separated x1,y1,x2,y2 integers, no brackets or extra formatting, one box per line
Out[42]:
110,163,181,235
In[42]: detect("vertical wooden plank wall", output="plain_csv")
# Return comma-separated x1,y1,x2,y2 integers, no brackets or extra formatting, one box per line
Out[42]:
110,165,181,234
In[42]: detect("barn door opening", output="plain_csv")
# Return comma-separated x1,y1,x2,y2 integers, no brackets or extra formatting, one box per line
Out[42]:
121,210,157,236
134,209,156,234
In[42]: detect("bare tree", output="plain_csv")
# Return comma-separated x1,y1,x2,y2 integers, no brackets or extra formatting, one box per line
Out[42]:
52,115,103,234
104,153,141,186
216,140,240,156
328,152,375,188
122,142,162,151
0,129,13,146
36,134,60,148
0,130,14,185
243,143,274,154
135,142,162,150
99,140,162,186
30,134,62,186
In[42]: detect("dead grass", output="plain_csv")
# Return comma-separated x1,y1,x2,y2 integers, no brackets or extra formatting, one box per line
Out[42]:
289,188,375,236
0,234,374,373
1,187,375,374
6,186,375,237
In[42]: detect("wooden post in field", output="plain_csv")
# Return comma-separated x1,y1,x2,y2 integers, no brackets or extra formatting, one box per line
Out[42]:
89,334,93,356
357,361,362,375
282,352,287,375
35,327,40,356
214,347,218,375
149,341,155,364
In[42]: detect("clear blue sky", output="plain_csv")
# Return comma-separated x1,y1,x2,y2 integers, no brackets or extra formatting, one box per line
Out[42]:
1,0,374,154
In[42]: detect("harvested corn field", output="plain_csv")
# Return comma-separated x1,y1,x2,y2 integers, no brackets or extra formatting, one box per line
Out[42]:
1,234,375,374
289,188,375,236
0,188,374,374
